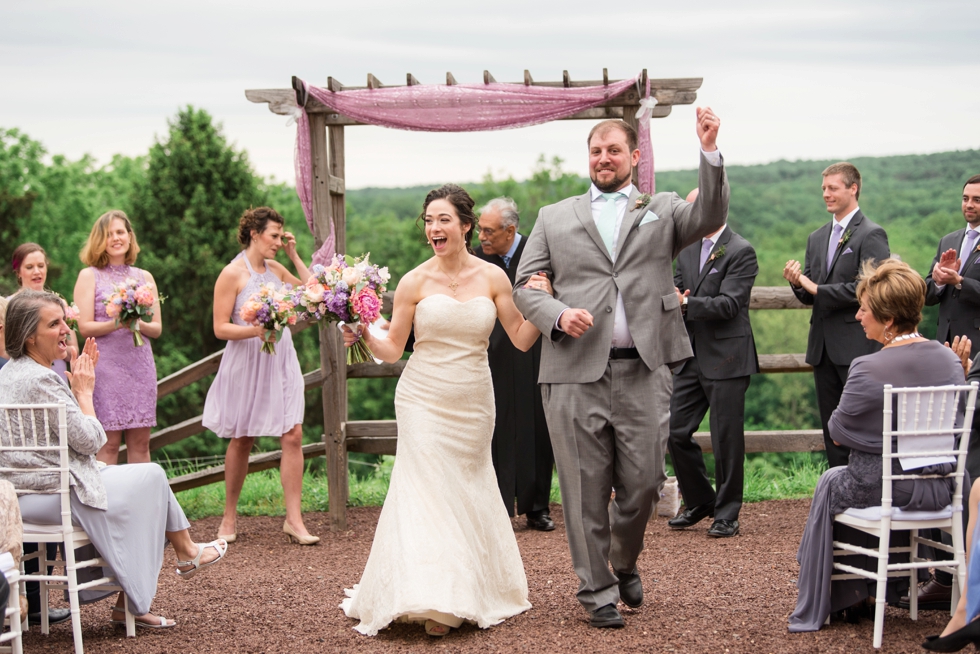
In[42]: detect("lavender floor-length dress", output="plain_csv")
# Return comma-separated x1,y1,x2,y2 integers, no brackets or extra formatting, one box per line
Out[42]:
202,255,304,439
92,265,157,431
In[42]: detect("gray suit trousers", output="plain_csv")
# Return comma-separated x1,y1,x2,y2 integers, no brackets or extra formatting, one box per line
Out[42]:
541,359,671,612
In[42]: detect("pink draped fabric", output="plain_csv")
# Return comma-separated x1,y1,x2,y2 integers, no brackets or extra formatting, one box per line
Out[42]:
292,75,655,265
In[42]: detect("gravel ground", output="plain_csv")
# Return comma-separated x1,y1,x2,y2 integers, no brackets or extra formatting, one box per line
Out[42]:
17,499,953,653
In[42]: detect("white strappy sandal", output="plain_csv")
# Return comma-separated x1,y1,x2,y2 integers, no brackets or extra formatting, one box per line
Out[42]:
176,539,228,579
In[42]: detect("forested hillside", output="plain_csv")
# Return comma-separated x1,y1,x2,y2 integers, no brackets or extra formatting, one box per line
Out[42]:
2,112,976,467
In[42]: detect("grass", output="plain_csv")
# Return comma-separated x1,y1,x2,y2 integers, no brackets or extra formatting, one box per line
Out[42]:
171,453,824,521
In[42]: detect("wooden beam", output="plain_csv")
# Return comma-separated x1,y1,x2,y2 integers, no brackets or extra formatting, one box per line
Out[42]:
446,72,457,86
750,286,808,309
603,68,609,85
118,415,206,462
157,350,223,399
329,174,345,196
524,70,533,86
342,422,825,456
407,73,419,86
483,70,496,84
291,75,307,108
563,70,570,88
327,77,344,93
367,73,381,90
758,353,811,373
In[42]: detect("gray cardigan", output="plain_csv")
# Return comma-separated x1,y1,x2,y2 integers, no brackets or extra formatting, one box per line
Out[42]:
0,357,108,510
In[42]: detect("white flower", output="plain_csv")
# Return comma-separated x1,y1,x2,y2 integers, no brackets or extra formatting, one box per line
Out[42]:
341,266,362,287
378,267,391,284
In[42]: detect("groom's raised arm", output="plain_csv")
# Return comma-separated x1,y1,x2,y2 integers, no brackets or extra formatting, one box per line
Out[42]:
514,212,569,343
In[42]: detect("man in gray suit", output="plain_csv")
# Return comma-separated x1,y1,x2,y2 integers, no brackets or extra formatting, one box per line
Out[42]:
783,163,890,468
667,202,759,539
926,174,980,357
514,110,728,628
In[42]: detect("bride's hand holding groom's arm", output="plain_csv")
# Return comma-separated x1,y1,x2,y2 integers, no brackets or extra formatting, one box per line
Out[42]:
495,267,552,352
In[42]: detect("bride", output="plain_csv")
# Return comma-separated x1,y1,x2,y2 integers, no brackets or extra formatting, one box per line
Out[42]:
340,183,550,637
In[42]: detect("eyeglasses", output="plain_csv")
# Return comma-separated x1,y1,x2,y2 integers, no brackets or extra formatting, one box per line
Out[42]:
477,227,498,237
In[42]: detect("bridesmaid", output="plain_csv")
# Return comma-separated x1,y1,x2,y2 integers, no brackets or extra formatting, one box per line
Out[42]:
10,243,76,376
203,206,318,545
74,211,162,464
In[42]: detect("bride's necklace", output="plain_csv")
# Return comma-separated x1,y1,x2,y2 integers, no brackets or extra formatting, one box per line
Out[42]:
885,332,921,346
441,265,463,296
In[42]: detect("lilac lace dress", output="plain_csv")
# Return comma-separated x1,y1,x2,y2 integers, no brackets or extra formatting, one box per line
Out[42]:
91,265,157,431
202,255,304,439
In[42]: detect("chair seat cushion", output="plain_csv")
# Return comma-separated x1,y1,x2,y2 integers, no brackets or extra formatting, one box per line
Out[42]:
22,523,70,534
841,505,953,522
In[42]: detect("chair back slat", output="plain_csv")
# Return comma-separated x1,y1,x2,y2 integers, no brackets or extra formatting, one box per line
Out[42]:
0,403,72,501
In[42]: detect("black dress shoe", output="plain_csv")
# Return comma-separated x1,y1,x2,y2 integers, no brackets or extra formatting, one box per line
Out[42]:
589,603,624,628
526,510,555,532
28,607,72,626
899,577,953,611
616,569,643,608
707,519,740,538
668,503,714,529
922,617,980,651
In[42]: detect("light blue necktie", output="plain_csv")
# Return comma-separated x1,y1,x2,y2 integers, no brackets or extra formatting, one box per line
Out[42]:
959,230,979,274
501,254,511,269
597,192,622,256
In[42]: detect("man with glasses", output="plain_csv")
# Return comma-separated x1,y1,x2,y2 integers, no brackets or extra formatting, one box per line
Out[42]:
474,197,555,532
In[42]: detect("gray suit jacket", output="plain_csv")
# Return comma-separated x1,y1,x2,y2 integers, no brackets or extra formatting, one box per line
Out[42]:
514,152,729,384
674,227,759,380
925,228,980,345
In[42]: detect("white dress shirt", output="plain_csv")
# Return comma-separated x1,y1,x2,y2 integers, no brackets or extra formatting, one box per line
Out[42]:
556,149,723,347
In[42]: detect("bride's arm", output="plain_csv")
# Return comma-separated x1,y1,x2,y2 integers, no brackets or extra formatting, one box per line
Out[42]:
343,274,418,364
493,267,545,352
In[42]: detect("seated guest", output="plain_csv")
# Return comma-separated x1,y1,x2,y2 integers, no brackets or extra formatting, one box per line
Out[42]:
0,291,227,629
789,259,965,632
922,479,980,651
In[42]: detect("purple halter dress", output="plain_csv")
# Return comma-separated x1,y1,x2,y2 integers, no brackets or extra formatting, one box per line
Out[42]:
202,255,305,439
91,265,157,431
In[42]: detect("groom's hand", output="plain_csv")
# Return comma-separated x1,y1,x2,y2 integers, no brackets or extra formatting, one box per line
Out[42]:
559,308,594,338
696,106,720,152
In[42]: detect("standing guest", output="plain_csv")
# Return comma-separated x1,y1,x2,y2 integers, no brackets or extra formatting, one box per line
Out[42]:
74,210,161,465
513,111,729,629
474,197,555,531
783,163,890,468
203,207,318,546
667,189,759,538
926,175,980,357
10,243,76,377
789,260,963,632
0,291,226,629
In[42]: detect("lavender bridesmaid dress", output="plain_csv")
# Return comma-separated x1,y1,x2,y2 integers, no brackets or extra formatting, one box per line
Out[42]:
202,255,304,439
91,265,157,430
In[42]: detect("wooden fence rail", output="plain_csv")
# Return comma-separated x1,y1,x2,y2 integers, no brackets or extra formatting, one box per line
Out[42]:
150,285,815,491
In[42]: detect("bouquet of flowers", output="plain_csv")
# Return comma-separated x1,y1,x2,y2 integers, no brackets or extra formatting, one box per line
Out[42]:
102,278,157,346
295,253,389,364
239,282,299,354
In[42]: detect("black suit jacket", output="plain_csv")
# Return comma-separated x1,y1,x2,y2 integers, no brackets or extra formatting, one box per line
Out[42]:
925,228,980,345
674,227,759,380
792,210,890,366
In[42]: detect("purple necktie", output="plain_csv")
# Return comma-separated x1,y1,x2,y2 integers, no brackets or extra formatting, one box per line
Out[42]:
960,230,979,274
826,222,843,272
699,239,714,272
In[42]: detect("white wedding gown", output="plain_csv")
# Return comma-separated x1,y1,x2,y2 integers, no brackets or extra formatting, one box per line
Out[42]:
340,294,532,635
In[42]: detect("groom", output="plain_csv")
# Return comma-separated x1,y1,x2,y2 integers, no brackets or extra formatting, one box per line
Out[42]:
514,110,728,628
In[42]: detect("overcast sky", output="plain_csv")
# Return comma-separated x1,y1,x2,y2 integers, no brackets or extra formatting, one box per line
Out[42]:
2,1,977,189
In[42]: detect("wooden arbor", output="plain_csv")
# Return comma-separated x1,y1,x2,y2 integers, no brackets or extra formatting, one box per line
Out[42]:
245,69,702,530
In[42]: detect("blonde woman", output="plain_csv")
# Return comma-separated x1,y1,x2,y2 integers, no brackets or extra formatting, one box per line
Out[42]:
74,211,162,464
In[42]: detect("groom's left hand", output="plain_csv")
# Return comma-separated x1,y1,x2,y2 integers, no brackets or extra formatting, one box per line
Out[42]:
696,106,720,152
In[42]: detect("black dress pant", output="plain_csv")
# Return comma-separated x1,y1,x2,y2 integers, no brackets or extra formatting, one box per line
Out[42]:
22,543,59,614
812,352,852,469
667,358,750,521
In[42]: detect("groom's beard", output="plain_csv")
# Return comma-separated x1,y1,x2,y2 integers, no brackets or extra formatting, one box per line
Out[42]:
591,169,632,193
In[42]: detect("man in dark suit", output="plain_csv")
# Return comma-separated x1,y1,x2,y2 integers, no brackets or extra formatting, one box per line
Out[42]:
926,174,980,356
783,162,890,468
474,197,555,531
667,193,759,538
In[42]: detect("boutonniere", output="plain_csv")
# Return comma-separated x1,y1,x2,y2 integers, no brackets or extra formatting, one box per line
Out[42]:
836,229,853,250
708,244,726,263
633,194,652,211
974,242,980,254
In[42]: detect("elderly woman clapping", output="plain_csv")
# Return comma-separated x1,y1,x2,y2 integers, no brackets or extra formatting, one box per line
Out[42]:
0,291,226,629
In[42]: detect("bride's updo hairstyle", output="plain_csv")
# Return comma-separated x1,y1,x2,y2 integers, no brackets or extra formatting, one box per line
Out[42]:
855,258,926,334
238,207,285,248
417,184,477,254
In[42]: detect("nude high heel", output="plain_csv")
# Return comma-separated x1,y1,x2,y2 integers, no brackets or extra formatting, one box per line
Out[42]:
283,521,319,545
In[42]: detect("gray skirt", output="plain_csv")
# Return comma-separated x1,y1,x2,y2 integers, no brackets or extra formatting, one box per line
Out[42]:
19,463,189,615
